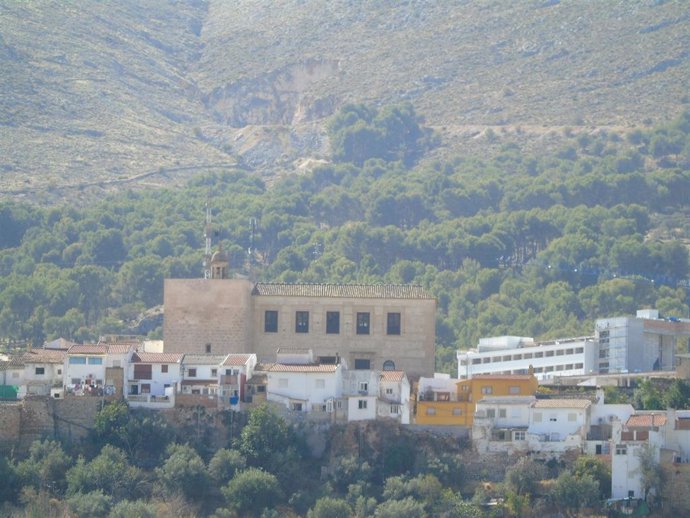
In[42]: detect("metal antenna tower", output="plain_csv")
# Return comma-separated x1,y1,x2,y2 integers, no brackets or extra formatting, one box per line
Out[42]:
203,199,212,279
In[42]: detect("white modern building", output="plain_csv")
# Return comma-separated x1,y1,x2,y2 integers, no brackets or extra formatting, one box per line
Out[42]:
458,310,690,382
458,336,597,381
595,309,690,374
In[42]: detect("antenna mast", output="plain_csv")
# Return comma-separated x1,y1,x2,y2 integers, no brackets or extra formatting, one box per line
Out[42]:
203,199,212,279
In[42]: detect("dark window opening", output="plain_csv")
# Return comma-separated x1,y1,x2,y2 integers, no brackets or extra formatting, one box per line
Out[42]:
35,367,45,375
387,312,401,335
383,360,395,371
296,311,309,333
319,356,337,365
134,364,152,380
265,310,278,333
354,359,371,370
205,343,212,353
188,368,197,377
356,312,370,335
326,311,340,334
161,364,168,373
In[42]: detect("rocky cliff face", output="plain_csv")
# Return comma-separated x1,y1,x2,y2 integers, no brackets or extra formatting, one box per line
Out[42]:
204,59,341,127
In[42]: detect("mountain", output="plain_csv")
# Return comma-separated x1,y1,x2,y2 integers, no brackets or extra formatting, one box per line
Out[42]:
1,0,688,201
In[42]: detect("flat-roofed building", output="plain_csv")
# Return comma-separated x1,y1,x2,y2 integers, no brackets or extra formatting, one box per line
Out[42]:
457,336,597,381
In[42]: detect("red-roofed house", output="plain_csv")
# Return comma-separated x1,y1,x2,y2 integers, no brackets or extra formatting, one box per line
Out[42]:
262,360,343,415
126,352,184,408
219,353,257,410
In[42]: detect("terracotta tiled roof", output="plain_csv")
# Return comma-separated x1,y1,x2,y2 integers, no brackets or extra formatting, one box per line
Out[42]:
222,354,254,366
182,354,227,365
266,363,338,373
131,352,183,364
252,283,434,299
380,371,406,382
68,344,107,355
0,356,25,369
106,343,136,354
22,349,66,364
626,413,668,428
532,399,591,409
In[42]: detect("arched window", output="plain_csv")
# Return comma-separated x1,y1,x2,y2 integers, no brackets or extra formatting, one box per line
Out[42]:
383,360,395,371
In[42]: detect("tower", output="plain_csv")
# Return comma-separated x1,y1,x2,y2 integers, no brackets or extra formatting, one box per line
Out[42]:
203,200,212,279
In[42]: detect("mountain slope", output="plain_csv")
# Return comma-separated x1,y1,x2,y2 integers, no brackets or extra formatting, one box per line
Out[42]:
1,0,688,201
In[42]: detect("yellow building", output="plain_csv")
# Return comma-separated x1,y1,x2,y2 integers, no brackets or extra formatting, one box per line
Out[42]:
415,373,538,427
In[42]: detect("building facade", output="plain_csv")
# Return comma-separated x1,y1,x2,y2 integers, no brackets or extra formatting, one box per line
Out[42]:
457,310,690,381
164,280,436,379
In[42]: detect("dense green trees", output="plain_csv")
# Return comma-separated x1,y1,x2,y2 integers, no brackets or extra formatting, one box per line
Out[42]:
0,110,688,379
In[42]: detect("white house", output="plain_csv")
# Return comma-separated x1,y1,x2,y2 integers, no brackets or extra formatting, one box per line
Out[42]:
473,396,535,453
343,369,379,422
0,356,25,398
64,344,108,395
264,362,343,413
21,348,66,397
180,354,227,396
611,413,667,500
377,371,411,424
218,353,257,409
527,399,591,454
126,352,183,408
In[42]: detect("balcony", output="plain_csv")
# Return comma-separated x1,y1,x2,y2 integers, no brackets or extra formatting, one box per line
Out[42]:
221,374,239,385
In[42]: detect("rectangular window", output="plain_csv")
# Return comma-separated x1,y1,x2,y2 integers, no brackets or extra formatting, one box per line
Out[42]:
296,311,309,333
205,343,212,353
326,311,340,334
386,312,401,335
315,379,325,389
514,431,526,441
358,400,367,409
161,364,168,373
426,407,436,416
69,357,86,365
509,386,520,394
486,409,496,418
354,359,370,370
356,312,370,335
71,378,81,385
211,368,217,377
390,404,400,414
616,445,627,455
133,364,152,380
188,368,197,377
481,386,493,395
87,357,103,365
499,409,507,418
141,383,151,394
452,408,462,416
265,310,278,332
386,388,393,395
35,367,45,375
359,382,368,393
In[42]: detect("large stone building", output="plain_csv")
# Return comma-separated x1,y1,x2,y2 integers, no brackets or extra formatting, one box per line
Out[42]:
163,255,436,378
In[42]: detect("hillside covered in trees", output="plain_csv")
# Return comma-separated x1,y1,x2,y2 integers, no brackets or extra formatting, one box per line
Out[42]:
1,107,688,374
0,401,616,517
